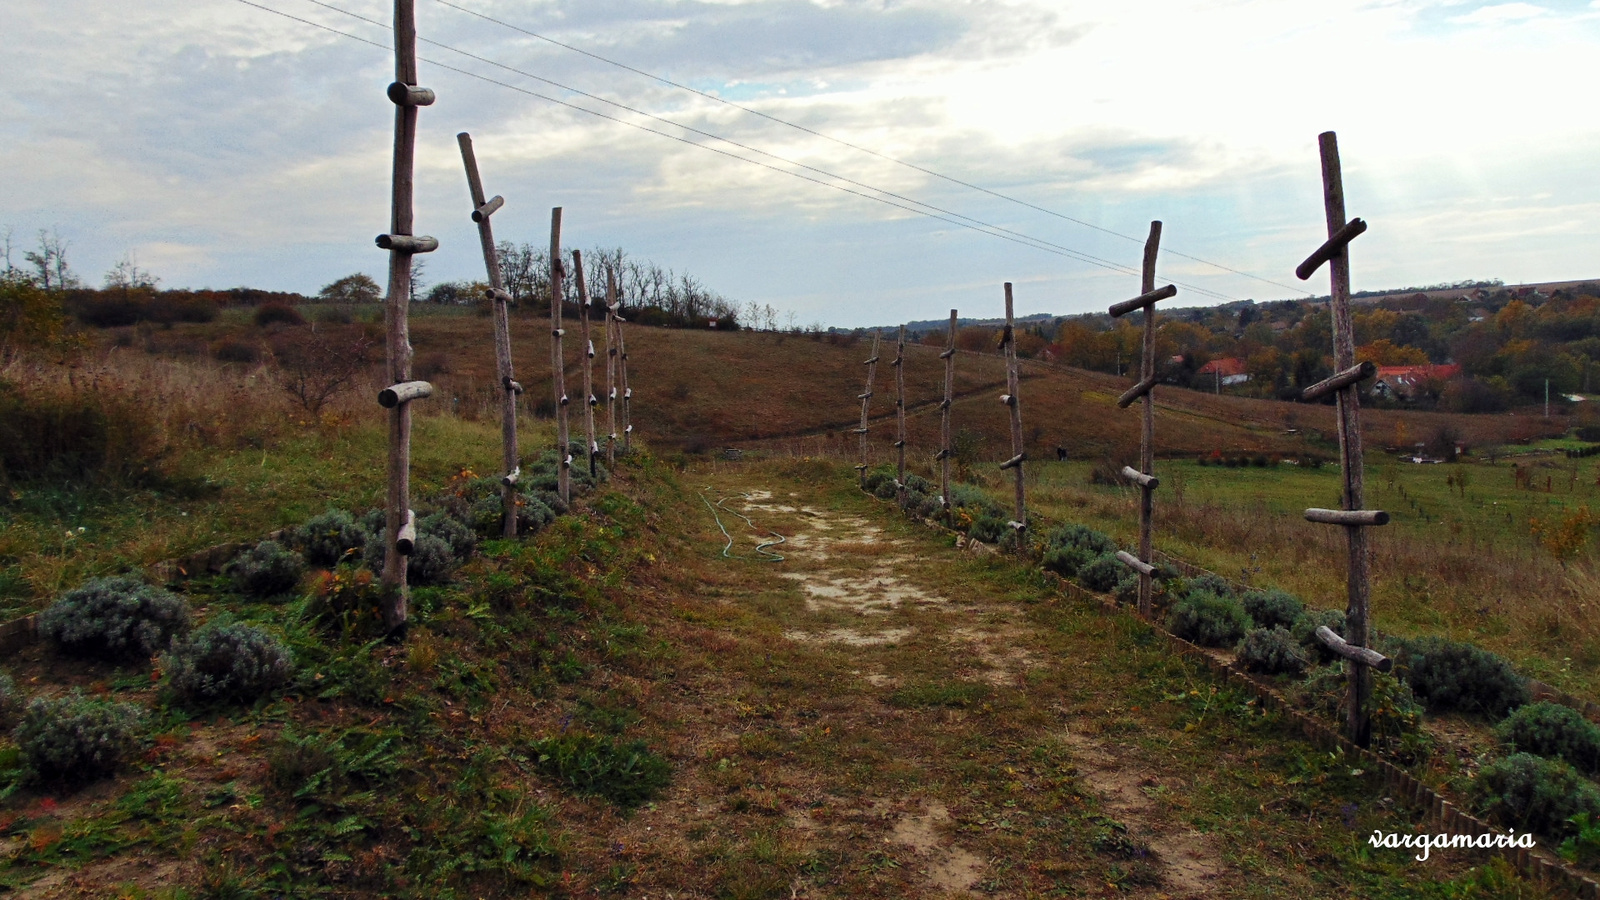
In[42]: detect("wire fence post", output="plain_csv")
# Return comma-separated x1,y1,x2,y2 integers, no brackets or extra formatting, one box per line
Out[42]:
573,249,599,479
938,309,956,510
855,331,881,485
377,0,437,636
618,311,632,454
1296,130,1386,748
999,284,1026,551
548,208,570,506
1108,222,1178,618
894,324,907,505
455,131,519,537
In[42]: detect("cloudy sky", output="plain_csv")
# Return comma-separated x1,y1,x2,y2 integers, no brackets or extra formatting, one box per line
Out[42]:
4,0,1598,326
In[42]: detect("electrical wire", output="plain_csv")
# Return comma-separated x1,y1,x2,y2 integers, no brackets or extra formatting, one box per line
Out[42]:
431,0,1307,297
282,0,1234,297
230,0,1244,297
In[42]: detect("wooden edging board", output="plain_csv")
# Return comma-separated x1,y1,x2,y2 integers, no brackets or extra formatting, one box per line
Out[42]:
871,483,1600,899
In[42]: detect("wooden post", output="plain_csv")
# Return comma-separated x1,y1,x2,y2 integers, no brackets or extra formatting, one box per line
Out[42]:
573,250,598,479
548,208,570,505
1295,130,1384,748
939,309,956,510
894,325,907,505
1107,223,1176,619
1000,284,1026,550
856,331,881,484
618,313,632,454
378,0,437,636
605,267,619,469
456,131,518,538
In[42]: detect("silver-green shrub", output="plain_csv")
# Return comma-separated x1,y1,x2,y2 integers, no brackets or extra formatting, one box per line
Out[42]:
1495,702,1600,774
163,620,293,706
1237,626,1309,676
294,508,367,567
1167,591,1250,648
229,540,305,597
12,692,143,784
1241,588,1303,630
39,576,192,660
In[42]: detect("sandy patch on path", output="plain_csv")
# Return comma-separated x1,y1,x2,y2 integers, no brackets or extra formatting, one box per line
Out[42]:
1060,728,1223,896
889,801,987,896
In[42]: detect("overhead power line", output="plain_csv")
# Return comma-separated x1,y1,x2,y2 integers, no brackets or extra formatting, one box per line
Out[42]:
431,0,1306,298
294,0,1236,299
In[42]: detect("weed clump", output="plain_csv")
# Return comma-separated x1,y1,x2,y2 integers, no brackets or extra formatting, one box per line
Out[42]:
1077,553,1125,593
948,483,1006,520
293,508,367,567
529,732,670,809
13,692,144,785
1167,591,1249,648
1495,702,1600,774
1297,665,1433,763
1242,588,1303,630
1471,753,1600,839
1237,626,1310,676
1183,573,1235,599
229,540,306,597
39,576,191,660
966,515,1007,545
1392,636,1529,719
163,620,293,706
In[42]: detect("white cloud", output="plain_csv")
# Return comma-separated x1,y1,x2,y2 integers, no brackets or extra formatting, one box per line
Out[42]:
1450,2,1548,24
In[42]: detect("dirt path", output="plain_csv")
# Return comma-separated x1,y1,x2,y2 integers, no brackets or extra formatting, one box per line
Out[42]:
692,476,1227,897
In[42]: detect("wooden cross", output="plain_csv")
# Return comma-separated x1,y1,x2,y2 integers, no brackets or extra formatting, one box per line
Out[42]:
938,310,957,510
1295,130,1391,748
855,331,881,484
1108,222,1178,618
455,132,521,538
617,310,632,454
548,208,571,505
376,0,437,635
572,250,599,479
893,325,907,505
999,284,1026,550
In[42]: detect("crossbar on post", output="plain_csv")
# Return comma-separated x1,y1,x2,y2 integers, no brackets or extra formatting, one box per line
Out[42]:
894,325,907,506
605,268,619,469
456,131,520,538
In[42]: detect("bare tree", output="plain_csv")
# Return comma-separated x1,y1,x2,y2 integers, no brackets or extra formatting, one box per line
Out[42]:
271,326,379,415
23,228,76,291
103,253,159,290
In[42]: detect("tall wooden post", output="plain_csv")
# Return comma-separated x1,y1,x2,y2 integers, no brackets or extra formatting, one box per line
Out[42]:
618,314,632,453
573,250,599,479
938,310,956,510
456,132,519,537
894,325,907,505
1108,223,1178,618
855,331,881,484
999,284,1026,551
1295,130,1387,748
605,267,619,469
548,208,570,505
377,0,437,635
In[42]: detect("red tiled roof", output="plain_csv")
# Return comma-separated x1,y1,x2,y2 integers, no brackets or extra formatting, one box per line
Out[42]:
1197,357,1248,377
1375,364,1461,383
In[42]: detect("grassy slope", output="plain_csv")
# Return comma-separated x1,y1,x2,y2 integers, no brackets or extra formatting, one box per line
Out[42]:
0,454,1548,898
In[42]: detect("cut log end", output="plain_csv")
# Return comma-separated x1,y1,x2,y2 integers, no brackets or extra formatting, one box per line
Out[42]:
1109,284,1178,318
471,195,505,222
1296,217,1368,281
375,234,439,254
501,467,520,487
1304,507,1390,527
1315,625,1393,672
378,380,434,408
1115,550,1157,577
386,82,437,107
1120,465,1159,489
395,509,417,556
999,452,1026,470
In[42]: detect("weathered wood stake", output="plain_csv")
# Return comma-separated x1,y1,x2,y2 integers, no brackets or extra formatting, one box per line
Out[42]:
894,325,907,505
548,208,570,505
573,250,599,479
605,267,619,469
618,313,632,453
939,309,956,509
378,0,436,636
1107,222,1177,618
455,131,519,537
1296,130,1387,748
1000,284,1026,550
856,331,880,484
